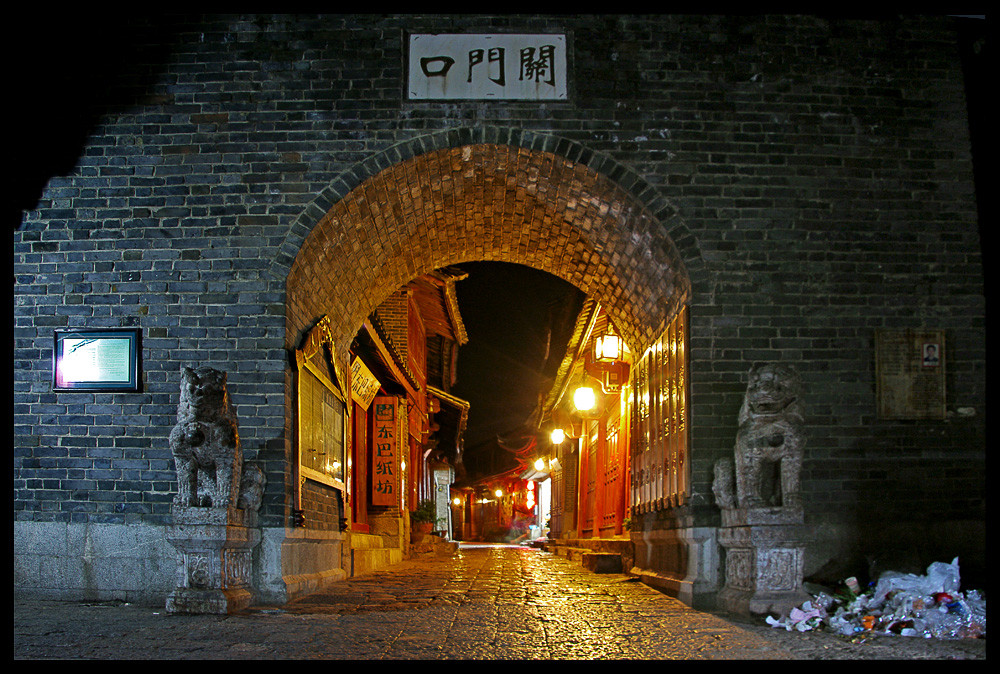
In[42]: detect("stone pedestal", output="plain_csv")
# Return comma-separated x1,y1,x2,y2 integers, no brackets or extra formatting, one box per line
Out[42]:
716,506,811,617
165,505,261,614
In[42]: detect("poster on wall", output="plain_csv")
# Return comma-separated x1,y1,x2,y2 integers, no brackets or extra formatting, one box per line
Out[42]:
371,396,400,507
875,329,946,420
52,328,141,392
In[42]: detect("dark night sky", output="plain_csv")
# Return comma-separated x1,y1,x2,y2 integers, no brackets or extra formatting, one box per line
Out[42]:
450,262,585,480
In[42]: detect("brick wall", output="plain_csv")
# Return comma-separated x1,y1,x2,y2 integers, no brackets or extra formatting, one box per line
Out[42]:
14,14,985,585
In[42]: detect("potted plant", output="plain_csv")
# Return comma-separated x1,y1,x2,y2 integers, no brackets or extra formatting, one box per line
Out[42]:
410,499,436,537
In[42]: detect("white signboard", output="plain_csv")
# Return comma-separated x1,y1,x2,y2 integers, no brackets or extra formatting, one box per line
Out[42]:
350,356,381,410
408,33,567,100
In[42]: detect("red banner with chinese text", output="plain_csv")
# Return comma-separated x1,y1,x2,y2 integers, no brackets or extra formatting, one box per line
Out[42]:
371,396,400,507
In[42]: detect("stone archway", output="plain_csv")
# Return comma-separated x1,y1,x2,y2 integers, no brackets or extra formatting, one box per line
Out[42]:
261,128,706,604
283,136,699,364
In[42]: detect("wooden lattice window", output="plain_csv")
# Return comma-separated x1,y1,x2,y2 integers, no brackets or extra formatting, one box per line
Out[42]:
631,306,689,512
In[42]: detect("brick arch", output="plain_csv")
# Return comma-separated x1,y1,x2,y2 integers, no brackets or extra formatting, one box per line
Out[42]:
284,131,702,361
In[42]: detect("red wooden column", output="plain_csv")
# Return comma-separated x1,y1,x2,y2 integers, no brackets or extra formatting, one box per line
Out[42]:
351,402,369,532
593,416,607,537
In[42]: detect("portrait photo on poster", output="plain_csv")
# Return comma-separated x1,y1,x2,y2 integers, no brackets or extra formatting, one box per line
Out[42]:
922,342,941,367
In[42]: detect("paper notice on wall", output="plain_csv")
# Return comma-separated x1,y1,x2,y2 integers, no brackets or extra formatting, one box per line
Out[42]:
875,329,946,419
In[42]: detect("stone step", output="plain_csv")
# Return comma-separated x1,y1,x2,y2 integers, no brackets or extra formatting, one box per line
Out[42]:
582,552,624,574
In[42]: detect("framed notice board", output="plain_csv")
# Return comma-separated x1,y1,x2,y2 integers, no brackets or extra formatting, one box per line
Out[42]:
52,328,142,392
875,329,946,420
295,317,348,492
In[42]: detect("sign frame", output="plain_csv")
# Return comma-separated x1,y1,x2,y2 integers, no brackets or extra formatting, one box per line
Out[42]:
52,327,142,392
407,32,569,101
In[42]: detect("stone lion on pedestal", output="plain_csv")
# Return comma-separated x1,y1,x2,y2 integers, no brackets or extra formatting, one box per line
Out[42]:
713,363,805,510
169,366,243,508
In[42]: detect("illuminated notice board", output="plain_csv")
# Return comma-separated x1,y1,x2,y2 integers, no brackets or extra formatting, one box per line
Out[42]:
52,328,142,392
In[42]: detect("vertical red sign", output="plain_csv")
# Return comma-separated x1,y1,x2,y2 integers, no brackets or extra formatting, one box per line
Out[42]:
371,396,398,507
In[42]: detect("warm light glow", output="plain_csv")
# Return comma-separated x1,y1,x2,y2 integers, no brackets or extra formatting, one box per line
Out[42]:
534,457,546,471
550,428,565,445
574,384,596,411
495,489,503,498
595,334,622,362
453,497,461,505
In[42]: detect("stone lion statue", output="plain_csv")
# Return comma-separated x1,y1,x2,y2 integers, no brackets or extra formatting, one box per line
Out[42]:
714,363,805,510
170,366,242,508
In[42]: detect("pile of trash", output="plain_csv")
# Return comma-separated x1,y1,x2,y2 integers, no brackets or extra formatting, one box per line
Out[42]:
766,557,986,640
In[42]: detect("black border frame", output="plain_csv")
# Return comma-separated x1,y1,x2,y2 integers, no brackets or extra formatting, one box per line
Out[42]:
52,328,142,392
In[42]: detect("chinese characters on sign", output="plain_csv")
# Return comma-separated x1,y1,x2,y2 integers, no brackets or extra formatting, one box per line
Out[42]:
350,356,380,410
371,396,400,507
408,33,567,100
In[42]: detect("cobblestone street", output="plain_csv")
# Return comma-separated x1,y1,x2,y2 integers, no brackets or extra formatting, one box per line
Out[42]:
14,544,986,660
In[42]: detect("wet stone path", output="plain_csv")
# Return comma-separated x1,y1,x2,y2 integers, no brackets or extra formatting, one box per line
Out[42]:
14,544,986,660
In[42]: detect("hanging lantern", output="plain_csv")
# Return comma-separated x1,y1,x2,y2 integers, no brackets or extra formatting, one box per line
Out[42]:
595,332,623,362
573,383,596,411
586,328,630,395
573,368,597,411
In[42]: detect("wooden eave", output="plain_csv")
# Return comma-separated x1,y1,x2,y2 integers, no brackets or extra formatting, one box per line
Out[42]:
407,267,469,346
543,297,601,414
359,314,421,394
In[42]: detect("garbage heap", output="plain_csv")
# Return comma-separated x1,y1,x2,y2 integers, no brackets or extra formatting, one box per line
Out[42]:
765,558,986,640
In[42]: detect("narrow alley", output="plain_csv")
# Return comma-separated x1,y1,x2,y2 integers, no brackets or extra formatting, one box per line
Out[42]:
14,544,986,660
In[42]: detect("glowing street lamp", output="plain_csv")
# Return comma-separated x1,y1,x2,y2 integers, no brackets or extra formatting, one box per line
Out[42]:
573,381,596,411
595,332,623,362
550,428,565,445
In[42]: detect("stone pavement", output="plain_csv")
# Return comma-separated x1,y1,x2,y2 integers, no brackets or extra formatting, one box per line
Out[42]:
14,543,986,660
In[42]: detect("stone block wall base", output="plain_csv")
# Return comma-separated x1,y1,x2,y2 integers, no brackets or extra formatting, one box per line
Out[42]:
716,585,812,618
166,586,254,615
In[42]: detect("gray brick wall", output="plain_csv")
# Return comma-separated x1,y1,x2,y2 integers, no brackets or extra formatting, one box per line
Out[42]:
14,15,985,581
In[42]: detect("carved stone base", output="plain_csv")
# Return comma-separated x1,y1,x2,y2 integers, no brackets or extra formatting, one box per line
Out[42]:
165,505,261,614
166,586,255,615
717,506,811,617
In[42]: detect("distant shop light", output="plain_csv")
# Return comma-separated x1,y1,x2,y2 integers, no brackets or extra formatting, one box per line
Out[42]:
495,489,503,498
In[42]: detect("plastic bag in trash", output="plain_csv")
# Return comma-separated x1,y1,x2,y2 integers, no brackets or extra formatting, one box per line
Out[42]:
766,601,826,632
872,557,961,605
766,557,986,640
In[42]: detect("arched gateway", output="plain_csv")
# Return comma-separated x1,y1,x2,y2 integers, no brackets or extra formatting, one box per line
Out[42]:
264,128,706,603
